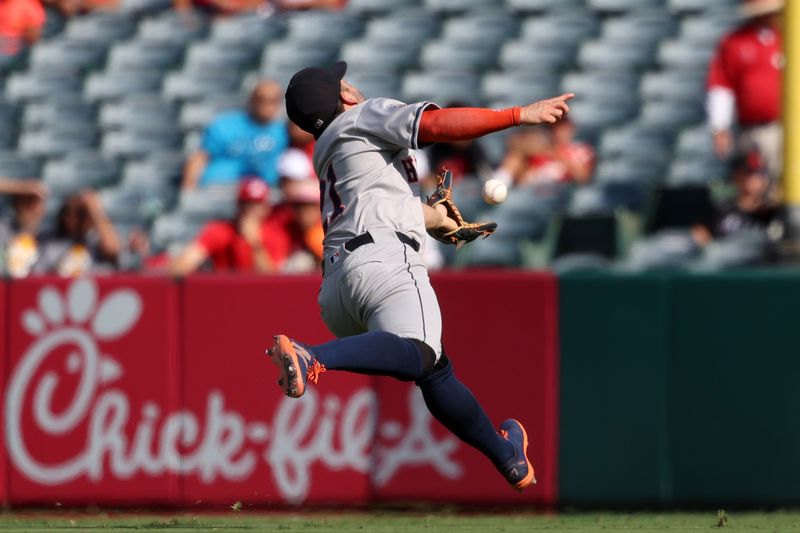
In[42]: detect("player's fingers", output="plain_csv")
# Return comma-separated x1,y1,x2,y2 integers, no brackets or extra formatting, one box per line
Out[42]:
552,93,575,103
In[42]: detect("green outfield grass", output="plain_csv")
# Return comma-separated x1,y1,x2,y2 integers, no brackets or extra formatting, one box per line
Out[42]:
0,511,798,533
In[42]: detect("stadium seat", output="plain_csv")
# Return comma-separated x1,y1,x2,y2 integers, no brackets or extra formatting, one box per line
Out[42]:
457,236,522,267
107,40,184,72
30,40,107,72
0,152,42,178
101,129,183,157
136,11,209,44
162,70,242,101
594,157,667,185
508,0,585,12
120,152,183,193
348,0,422,13
577,39,656,70
674,124,715,158
18,127,99,157
482,72,559,104
118,0,171,14
640,70,705,103
564,99,638,133
98,95,178,131
667,157,729,185
261,40,338,74
598,123,674,160
657,38,716,70
84,69,164,102
499,41,577,72
679,12,741,45
179,94,243,132
340,41,421,71
42,152,120,196
441,12,518,47
639,100,705,131
284,11,363,46
520,12,599,46
151,212,204,253
402,71,481,105
178,185,238,221
420,40,499,71
209,14,285,47
424,0,503,13
561,70,640,102
64,12,137,44
343,71,402,100
184,42,260,74
5,70,82,102
600,11,678,47
364,10,441,45
22,99,96,131
588,0,665,12
668,0,738,13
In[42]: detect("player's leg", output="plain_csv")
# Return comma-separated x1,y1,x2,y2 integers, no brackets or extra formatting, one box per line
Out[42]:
268,246,436,397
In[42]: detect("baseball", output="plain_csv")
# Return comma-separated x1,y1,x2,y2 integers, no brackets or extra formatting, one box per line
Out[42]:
482,179,508,205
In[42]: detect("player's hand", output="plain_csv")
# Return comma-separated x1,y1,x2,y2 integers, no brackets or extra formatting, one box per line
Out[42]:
239,213,263,248
519,93,574,126
713,129,734,159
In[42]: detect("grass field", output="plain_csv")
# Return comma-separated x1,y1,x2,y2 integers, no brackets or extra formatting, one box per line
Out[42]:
0,511,798,532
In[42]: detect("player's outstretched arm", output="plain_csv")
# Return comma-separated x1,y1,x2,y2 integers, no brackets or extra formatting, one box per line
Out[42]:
417,93,574,145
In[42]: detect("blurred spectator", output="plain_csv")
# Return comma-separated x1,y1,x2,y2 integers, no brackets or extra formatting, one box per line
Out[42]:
181,81,288,191
424,102,491,184
43,0,117,16
170,178,291,275
277,121,316,199
707,0,783,179
36,191,122,276
495,119,594,187
0,0,45,57
714,152,781,240
271,179,324,273
0,178,47,278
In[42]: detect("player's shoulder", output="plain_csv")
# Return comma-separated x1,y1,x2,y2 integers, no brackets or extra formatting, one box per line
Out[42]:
722,22,764,45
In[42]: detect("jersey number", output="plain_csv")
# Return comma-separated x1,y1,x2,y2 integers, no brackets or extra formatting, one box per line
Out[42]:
320,166,345,234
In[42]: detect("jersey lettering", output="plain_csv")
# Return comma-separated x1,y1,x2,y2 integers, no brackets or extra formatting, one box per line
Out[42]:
401,157,419,184
321,165,345,234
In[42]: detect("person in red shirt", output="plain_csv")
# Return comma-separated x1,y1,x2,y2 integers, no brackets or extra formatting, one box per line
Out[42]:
494,117,594,187
0,0,45,57
707,0,783,179
170,178,290,275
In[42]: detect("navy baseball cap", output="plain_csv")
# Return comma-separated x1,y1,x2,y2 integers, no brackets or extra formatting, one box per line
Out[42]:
285,61,347,138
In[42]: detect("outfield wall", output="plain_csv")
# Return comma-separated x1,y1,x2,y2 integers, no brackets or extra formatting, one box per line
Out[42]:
0,274,558,507
1,272,798,508
559,272,800,507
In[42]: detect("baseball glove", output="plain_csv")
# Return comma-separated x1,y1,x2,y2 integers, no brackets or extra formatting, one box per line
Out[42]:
427,169,498,246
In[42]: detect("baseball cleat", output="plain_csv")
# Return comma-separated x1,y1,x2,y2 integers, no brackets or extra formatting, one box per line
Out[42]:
266,335,326,398
498,419,536,492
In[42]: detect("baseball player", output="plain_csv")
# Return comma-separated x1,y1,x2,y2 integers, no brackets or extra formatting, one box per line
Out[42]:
267,61,572,492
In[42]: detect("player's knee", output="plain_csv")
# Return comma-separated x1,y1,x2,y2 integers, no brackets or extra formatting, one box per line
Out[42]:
415,346,452,386
406,338,438,378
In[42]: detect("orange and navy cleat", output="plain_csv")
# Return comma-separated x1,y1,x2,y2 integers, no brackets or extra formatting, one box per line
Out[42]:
266,335,326,398
498,419,537,492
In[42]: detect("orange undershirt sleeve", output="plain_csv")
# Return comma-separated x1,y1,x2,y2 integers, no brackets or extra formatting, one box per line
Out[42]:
417,107,521,144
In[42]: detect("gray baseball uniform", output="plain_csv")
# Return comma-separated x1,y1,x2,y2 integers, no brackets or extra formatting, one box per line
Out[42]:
313,98,443,359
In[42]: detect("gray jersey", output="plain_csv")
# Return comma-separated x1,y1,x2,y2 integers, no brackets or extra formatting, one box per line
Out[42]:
312,98,437,260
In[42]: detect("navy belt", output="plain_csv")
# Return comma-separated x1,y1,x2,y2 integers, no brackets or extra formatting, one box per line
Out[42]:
344,231,420,253
323,231,420,275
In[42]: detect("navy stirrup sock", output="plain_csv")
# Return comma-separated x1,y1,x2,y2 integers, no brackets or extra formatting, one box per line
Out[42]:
416,358,514,467
309,331,425,381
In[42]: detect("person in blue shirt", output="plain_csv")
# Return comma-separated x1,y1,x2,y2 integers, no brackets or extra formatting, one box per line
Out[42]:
181,80,289,190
